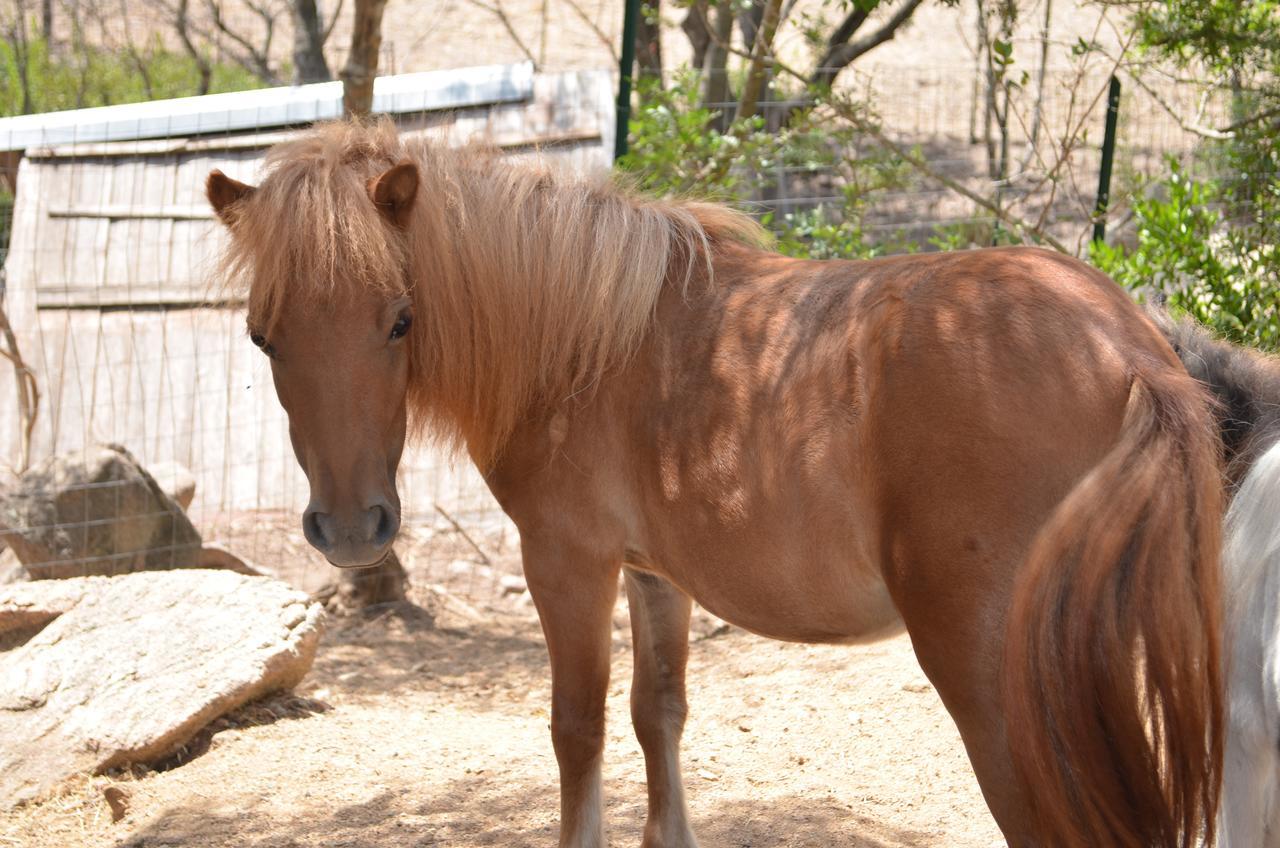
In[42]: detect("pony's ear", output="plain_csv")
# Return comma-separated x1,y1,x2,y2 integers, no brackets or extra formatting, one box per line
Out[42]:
206,170,256,226
367,160,419,228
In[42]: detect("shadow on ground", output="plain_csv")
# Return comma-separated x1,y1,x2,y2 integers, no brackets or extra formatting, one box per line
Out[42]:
116,779,944,848
312,602,553,708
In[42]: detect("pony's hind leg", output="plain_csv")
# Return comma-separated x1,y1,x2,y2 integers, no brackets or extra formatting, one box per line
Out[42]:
885,548,1036,846
1218,607,1280,847
523,536,621,848
1218,715,1278,848
624,569,698,848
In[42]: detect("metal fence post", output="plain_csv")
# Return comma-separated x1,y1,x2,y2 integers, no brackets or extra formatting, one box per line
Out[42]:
614,0,641,162
1092,75,1121,244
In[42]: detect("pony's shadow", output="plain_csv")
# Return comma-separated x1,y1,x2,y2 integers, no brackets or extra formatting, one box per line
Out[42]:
311,602,552,703
116,780,948,847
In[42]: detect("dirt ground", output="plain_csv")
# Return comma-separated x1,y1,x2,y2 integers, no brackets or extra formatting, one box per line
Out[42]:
0,552,1006,848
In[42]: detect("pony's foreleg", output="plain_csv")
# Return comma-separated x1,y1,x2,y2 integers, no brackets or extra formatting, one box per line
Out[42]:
624,569,698,848
524,538,620,848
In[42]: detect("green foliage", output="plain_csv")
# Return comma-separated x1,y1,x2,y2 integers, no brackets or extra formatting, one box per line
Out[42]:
927,220,1025,251
769,149,918,260
1091,160,1280,349
619,71,916,260
769,204,906,260
1104,0,1280,349
617,72,779,201
0,33,263,117
1133,0,1280,74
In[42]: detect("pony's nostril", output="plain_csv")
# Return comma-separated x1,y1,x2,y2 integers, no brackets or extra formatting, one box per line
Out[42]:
369,503,399,547
302,509,332,552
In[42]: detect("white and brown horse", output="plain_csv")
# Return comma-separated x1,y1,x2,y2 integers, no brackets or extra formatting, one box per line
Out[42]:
1156,311,1280,847
207,120,1225,847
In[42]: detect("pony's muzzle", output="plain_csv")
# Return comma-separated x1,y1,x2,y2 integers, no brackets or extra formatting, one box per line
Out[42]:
303,498,400,568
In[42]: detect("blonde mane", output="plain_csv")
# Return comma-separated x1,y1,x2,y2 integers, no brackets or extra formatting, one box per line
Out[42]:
219,119,767,466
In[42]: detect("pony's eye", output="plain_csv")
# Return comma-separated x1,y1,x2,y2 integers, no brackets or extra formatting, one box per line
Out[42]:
389,313,412,341
248,331,277,358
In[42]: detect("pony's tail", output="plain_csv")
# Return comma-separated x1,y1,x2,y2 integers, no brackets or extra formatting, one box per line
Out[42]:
1003,372,1225,847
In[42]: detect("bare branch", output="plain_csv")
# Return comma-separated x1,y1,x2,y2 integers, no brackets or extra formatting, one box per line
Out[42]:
1121,67,1235,140
1086,19,1277,140
173,0,213,93
558,0,618,64
812,6,871,88
433,504,494,566
464,0,538,65
723,41,1072,252
0,303,39,474
813,0,926,90
1222,102,1280,133
323,0,345,43
779,0,927,126
198,0,282,84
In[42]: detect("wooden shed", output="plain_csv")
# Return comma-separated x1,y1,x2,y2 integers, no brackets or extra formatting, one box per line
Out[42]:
0,63,614,533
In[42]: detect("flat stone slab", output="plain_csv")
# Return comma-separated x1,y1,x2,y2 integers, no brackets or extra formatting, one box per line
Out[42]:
0,577,101,636
0,570,325,808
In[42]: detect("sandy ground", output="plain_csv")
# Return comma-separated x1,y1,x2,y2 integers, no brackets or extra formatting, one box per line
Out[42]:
0,572,1005,848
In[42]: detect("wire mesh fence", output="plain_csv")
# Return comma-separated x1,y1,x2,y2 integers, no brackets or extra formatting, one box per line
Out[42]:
663,61,1240,255
0,56,1248,610
0,62,611,608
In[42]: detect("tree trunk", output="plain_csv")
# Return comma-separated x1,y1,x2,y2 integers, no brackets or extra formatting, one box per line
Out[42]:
734,0,782,123
701,0,734,126
737,0,764,51
10,17,33,115
1024,0,1052,158
341,0,388,118
636,0,662,82
175,0,213,95
975,0,998,179
681,1,711,71
292,0,333,84
315,550,409,613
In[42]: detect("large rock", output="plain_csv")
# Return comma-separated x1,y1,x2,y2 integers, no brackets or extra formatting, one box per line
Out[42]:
0,444,202,579
146,460,197,512
0,546,22,585
0,570,324,808
0,578,94,636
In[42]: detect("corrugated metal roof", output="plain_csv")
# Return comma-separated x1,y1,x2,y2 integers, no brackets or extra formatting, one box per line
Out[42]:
0,62,535,153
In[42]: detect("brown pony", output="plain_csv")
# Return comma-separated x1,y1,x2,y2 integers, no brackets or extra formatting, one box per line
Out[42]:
206,119,1224,848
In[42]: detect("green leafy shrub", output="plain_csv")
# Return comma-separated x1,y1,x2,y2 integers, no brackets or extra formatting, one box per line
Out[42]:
1091,160,1280,349
1112,0,1280,348
619,71,804,201
618,71,916,260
